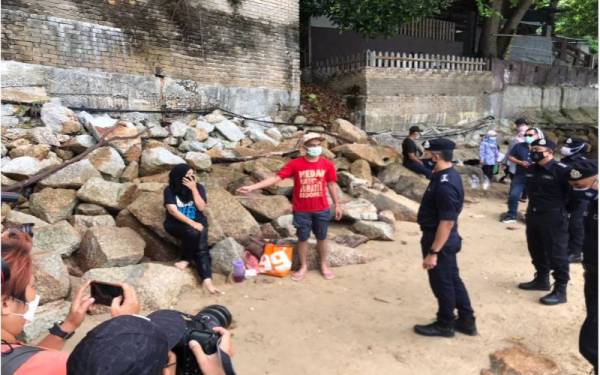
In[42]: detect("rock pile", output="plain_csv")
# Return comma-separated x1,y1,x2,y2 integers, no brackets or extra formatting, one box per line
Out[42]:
1,98,430,341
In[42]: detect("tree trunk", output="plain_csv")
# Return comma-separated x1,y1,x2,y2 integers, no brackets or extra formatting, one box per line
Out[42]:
478,0,504,58
497,0,534,57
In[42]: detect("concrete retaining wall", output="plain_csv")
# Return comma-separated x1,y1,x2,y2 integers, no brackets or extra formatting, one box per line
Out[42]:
1,0,300,115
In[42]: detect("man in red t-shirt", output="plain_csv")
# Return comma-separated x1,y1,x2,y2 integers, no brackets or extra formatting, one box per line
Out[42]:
237,133,343,281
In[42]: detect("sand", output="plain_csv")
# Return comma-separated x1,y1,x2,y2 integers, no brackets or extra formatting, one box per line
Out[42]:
64,196,592,374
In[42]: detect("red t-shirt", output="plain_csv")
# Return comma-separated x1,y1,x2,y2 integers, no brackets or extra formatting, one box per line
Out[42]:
1,343,68,375
277,156,337,212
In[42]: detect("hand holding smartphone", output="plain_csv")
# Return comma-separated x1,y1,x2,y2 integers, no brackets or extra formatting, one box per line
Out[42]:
90,281,124,306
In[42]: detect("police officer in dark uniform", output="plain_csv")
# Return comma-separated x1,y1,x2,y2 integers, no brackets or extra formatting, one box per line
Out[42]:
560,137,590,263
414,138,476,337
567,159,598,374
518,138,571,305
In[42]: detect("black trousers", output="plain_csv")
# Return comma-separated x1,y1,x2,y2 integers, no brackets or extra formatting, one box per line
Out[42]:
420,230,474,325
525,210,570,284
481,165,494,182
581,266,598,373
404,161,433,180
569,200,589,257
164,219,212,280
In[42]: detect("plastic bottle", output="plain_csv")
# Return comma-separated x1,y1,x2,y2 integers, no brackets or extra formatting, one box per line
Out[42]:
232,259,246,283
470,175,480,189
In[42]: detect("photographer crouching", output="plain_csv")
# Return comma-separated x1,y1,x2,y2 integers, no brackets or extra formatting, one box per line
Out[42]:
67,305,236,375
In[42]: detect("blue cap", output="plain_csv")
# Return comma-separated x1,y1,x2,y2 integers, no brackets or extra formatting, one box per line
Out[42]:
422,138,456,151
569,159,598,181
531,138,556,150
564,137,586,149
67,310,187,375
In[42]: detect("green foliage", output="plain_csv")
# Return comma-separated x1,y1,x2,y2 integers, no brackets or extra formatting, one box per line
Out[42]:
300,0,453,37
555,0,598,52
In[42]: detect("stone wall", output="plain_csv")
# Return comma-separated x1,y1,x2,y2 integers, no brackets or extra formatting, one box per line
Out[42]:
499,85,598,118
321,64,597,131
323,67,494,131
1,0,300,115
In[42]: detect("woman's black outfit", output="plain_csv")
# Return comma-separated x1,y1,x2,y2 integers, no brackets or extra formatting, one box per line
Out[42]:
163,165,211,280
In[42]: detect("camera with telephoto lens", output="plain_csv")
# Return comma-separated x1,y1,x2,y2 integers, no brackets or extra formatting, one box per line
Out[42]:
173,305,232,375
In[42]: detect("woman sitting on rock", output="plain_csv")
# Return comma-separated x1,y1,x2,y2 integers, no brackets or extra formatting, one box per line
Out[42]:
1,229,94,374
163,164,219,294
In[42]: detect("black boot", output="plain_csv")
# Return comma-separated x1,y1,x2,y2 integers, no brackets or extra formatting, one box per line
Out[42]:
540,284,567,305
455,316,478,336
518,273,551,291
414,321,455,338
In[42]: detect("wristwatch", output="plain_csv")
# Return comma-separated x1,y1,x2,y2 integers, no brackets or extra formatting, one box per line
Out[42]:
49,321,75,340
427,249,439,255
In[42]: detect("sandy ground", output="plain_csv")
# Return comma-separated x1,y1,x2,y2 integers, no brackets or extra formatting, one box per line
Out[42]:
64,195,591,375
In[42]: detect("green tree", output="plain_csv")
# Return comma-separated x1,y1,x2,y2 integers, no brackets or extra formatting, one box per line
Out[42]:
300,0,453,38
554,0,598,52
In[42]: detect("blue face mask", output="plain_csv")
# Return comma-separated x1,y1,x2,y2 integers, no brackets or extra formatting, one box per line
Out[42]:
525,136,536,144
306,146,322,157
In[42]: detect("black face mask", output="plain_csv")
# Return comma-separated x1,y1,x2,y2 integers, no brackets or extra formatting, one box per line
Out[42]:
529,151,546,162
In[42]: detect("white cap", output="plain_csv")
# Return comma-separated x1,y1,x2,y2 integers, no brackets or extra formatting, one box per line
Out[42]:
487,130,497,137
302,133,325,144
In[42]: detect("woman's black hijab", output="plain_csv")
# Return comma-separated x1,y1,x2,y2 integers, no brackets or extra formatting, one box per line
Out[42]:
169,163,193,202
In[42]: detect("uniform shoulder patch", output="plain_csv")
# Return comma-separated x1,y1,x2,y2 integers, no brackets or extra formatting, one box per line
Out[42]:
557,162,568,168
440,174,449,182
570,169,582,179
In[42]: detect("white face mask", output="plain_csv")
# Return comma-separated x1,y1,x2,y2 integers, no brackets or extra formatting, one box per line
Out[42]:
12,294,40,325
560,146,573,157
306,146,322,157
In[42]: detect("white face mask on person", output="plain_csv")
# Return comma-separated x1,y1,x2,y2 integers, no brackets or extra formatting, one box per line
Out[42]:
306,146,322,157
12,294,40,325
560,146,574,157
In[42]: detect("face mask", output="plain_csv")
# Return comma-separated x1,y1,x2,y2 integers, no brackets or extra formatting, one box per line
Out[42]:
12,294,40,325
560,146,574,157
529,151,546,162
306,146,322,157
489,137,497,142
415,134,420,140
525,136,536,144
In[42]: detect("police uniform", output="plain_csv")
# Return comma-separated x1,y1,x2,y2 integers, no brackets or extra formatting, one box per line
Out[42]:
561,138,589,262
414,138,475,337
520,138,571,305
569,160,598,373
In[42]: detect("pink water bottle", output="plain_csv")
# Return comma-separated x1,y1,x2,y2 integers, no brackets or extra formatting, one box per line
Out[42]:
232,259,245,283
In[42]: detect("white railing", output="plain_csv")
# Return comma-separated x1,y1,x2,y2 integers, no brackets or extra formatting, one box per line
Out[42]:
312,50,490,77
366,50,489,71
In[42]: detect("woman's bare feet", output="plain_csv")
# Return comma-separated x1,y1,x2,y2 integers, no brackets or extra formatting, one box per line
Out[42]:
202,278,222,295
174,260,189,270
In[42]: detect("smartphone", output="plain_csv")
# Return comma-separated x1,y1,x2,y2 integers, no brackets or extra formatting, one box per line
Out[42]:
90,281,124,306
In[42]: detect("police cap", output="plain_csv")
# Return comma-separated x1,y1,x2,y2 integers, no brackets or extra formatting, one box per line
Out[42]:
564,137,586,148
422,138,455,151
530,138,557,150
568,159,598,181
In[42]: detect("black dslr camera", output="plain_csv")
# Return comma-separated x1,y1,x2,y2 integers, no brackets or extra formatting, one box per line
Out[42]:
173,305,233,375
